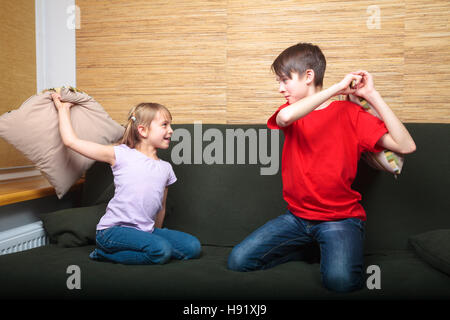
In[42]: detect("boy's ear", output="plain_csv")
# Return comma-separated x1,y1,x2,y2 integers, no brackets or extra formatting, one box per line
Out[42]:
305,69,315,85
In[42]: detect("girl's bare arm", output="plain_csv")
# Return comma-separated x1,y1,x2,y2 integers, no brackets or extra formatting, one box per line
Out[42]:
53,93,116,166
154,187,169,229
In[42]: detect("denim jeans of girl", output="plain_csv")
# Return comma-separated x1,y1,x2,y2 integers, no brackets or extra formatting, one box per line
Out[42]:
89,225,201,265
227,211,366,293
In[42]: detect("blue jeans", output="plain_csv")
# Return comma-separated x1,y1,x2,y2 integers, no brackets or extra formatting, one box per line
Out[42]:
227,211,365,293
89,226,201,265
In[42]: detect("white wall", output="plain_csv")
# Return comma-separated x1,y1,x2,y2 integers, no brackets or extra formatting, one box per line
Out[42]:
35,0,77,92
0,0,79,232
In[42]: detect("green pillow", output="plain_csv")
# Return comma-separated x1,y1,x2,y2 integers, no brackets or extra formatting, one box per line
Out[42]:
40,203,107,247
408,229,450,276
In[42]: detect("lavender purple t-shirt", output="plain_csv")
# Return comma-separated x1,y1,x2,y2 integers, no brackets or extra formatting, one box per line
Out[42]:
96,144,177,233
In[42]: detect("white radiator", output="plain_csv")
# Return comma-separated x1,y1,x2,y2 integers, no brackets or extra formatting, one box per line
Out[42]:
0,221,49,255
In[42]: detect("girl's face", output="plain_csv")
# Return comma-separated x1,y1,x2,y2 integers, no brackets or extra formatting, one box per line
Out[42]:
147,110,173,149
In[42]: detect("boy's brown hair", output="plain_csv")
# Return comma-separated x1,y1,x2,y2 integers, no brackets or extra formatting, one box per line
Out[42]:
271,43,326,88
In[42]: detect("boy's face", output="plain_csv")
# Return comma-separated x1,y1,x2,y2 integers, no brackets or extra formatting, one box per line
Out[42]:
276,72,308,104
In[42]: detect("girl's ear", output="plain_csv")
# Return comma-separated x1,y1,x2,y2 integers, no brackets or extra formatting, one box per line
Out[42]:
137,125,148,138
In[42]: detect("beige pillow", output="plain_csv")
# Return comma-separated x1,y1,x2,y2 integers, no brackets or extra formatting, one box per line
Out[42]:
0,87,124,198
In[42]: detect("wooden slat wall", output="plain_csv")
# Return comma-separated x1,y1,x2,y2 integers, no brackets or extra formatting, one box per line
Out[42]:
227,0,407,123
0,0,36,168
2,0,449,168
404,1,450,121
76,0,450,125
76,0,227,124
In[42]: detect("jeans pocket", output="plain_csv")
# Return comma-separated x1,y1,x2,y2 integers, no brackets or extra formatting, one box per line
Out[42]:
347,218,366,241
96,229,107,241
96,227,116,251
351,217,363,225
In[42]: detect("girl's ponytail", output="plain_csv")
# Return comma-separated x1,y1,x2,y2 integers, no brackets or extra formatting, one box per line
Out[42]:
121,105,139,148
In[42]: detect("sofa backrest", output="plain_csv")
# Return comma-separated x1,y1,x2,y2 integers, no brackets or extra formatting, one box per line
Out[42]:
353,123,450,251
82,123,450,252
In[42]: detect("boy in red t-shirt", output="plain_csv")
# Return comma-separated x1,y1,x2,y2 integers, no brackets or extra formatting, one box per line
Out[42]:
227,43,416,293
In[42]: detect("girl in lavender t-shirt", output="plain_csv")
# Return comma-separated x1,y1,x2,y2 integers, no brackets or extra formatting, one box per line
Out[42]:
53,94,201,265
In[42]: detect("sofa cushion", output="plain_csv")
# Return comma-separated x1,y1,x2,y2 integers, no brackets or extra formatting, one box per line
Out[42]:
157,124,285,246
408,229,450,276
0,87,124,198
1,245,449,300
40,203,107,247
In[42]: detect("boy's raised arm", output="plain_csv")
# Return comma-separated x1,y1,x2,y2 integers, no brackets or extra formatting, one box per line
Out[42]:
352,71,416,154
276,73,362,127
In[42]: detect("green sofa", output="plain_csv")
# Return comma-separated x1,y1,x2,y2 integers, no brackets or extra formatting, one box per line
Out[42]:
0,123,449,301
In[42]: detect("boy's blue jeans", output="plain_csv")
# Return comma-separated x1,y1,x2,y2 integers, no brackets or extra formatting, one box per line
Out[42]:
227,211,365,293
89,226,201,265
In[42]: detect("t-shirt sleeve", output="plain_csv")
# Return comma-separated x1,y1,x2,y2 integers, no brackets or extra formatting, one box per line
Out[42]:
267,103,289,130
355,108,388,153
111,144,126,170
166,163,177,187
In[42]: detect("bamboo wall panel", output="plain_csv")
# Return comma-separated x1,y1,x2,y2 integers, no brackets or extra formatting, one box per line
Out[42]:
404,1,450,122
73,0,448,125
226,0,405,123
0,0,36,168
76,0,227,124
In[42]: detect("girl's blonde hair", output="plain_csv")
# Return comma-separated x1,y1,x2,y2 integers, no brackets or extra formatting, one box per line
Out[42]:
121,102,172,148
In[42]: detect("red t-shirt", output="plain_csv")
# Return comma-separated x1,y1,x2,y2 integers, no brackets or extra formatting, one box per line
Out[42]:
267,100,388,221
